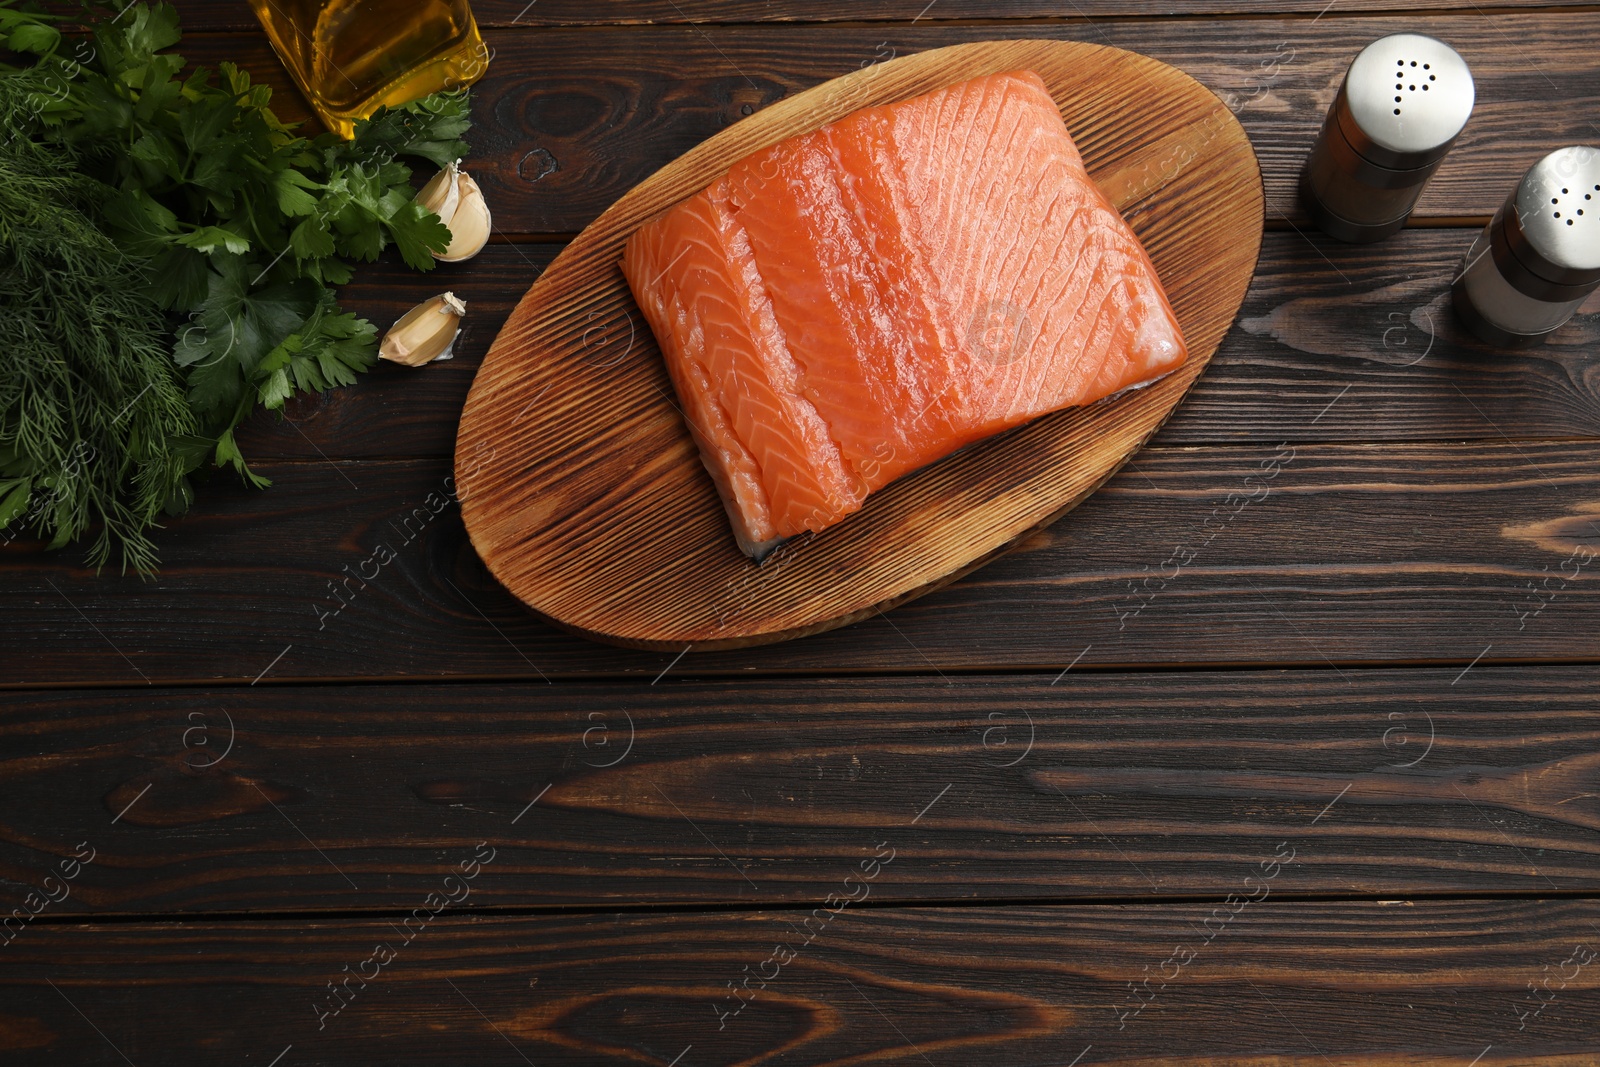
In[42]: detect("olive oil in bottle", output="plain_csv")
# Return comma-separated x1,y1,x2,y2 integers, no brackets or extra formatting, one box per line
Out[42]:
249,0,488,138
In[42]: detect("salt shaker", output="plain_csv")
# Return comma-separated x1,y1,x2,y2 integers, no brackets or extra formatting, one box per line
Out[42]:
1452,146,1600,346
1300,33,1475,243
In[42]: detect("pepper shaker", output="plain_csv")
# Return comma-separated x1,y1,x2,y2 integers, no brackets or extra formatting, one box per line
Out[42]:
1452,146,1600,347
1300,33,1475,243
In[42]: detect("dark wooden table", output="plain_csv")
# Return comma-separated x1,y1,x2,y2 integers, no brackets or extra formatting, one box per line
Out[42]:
6,1,1600,1063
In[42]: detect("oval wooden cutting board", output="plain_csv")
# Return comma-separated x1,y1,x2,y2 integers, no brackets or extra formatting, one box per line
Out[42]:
455,38,1263,651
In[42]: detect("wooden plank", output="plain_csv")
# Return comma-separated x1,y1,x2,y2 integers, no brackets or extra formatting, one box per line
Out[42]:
2,901,1597,1063
154,0,1600,31
1183,228,1600,445
3,668,1599,914
5,439,1600,685
233,231,1600,463
169,14,1600,233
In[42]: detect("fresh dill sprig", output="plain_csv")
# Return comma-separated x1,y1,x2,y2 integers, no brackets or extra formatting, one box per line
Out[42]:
0,0,473,573
0,57,200,574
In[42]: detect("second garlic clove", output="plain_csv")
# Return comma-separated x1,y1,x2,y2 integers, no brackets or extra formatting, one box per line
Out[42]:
444,179,492,262
380,292,467,367
415,160,492,263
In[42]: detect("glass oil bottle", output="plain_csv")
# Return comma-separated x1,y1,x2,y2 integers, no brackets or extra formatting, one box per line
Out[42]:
249,0,489,138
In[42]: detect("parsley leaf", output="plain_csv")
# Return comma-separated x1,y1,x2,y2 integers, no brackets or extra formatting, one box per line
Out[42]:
1,0,475,571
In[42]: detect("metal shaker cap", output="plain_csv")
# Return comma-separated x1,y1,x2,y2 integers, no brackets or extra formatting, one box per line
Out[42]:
1337,33,1474,170
1506,146,1600,287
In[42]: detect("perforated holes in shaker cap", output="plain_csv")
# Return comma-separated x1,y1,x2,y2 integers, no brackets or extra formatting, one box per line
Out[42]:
1343,33,1474,167
1514,146,1600,278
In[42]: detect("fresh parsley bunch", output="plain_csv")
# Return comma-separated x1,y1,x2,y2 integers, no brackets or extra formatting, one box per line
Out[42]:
0,1,470,570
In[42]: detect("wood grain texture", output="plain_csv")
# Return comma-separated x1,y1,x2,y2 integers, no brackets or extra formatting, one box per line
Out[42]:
3,901,1598,1064
169,14,1600,233
17,8,1600,1065
234,231,1600,463
3,668,1600,913
455,39,1263,650
456,14,1596,231
6,439,1600,686
144,0,1600,30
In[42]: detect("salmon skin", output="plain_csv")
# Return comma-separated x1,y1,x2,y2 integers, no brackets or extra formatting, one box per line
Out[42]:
623,69,1188,559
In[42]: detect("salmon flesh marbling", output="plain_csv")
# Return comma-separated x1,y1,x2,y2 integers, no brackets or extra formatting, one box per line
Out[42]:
622,69,1188,557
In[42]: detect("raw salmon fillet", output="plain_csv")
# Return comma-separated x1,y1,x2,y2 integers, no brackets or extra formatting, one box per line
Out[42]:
623,69,1187,557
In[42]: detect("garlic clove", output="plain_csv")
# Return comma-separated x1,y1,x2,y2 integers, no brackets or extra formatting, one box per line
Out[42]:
440,178,491,262
379,292,466,367
416,162,463,224
414,160,492,264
